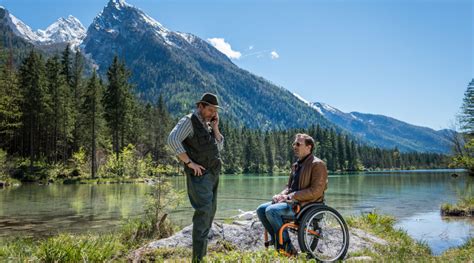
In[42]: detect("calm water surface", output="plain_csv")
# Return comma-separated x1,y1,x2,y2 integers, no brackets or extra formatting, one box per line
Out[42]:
0,170,472,254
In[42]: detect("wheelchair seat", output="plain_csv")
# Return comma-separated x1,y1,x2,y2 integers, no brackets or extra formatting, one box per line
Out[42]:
281,214,296,222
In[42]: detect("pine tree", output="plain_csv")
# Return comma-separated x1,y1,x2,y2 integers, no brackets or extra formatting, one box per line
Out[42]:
0,58,21,150
264,132,274,173
337,134,346,170
61,44,72,86
45,55,71,162
81,70,104,178
70,49,84,154
329,129,338,171
345,136,353,171
103,56,133,160
154,94,172,162
393,147,401,168
255,132,265,173
450,79,474,175
18,50,47,168
350,141,359,170
461,79,474,136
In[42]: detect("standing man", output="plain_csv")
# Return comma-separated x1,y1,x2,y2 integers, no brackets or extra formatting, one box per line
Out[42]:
256,133,328,255
167,93,224,262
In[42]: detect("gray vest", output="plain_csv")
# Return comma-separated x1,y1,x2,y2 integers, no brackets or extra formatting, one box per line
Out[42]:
183,114,221,174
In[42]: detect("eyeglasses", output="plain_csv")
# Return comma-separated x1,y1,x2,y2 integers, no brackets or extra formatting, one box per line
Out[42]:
292,142,303,147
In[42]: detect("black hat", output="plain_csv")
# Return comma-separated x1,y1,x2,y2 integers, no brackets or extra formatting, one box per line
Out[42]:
196,93,220,108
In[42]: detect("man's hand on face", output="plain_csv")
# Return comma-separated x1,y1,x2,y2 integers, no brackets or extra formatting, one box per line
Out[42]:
211,112,219,130
188,162,206,176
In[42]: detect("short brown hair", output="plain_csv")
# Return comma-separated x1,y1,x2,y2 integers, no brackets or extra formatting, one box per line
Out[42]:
295,133,315,153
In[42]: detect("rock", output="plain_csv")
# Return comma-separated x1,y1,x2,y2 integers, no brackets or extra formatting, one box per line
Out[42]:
131,210,387,260
234,209,256,220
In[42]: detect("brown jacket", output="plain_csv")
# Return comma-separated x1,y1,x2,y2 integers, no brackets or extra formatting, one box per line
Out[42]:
280,155,328,207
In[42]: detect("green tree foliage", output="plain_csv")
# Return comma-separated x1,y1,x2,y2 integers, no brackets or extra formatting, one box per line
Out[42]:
81,70,104,178
218,126,446,174
70,48,85,153
45,55,71,163
61,43,72,86
0,51,21,150
18,50,47,167
0,48,449,180
450,79,474,175
460,79,474,136
103,55,134,160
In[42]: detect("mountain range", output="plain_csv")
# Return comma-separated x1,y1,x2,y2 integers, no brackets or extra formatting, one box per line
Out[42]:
0,0,453,153
308,101,452,153
2,8,85,47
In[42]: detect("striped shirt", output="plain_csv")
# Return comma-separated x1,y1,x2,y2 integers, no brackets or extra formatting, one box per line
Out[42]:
167,110,224,155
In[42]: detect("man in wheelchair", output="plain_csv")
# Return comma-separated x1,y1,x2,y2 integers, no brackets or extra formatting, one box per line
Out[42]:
256,133,328,256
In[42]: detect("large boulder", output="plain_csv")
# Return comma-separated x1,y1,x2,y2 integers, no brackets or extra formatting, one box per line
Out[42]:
131,211,387,260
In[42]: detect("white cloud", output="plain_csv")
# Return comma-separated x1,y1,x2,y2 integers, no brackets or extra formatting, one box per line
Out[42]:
207,38,241,59
249,45,254,50
270,51,279,59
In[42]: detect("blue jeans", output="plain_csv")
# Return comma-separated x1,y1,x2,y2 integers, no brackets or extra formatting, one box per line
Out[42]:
256,201,295,247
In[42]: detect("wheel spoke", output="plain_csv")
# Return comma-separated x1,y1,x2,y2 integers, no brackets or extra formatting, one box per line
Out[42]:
297,206,349,262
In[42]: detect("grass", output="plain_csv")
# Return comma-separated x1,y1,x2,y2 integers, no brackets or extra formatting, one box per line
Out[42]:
345,212,474,262
441,196,474,216
137,245,313,262
0,233,125,262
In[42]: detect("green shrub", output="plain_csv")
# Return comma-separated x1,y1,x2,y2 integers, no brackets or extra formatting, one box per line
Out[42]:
121,175,184,247
71,147,89,177
46,162,69,181
0,149,7,180
100,144,153,178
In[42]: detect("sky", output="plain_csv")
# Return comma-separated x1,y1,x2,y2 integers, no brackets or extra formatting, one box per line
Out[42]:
1,0,472,130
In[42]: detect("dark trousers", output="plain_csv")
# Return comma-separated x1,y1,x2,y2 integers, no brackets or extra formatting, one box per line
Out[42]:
186,170,219,262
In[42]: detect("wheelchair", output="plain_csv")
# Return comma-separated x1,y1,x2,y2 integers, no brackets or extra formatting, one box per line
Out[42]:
263,201,349,262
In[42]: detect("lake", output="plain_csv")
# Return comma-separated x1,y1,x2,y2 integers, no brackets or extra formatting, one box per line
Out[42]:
0,169,472,254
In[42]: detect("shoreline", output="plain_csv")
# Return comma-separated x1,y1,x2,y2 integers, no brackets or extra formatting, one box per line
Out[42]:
0,167,467,188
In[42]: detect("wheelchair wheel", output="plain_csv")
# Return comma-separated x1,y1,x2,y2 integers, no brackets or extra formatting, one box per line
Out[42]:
297,206,349,262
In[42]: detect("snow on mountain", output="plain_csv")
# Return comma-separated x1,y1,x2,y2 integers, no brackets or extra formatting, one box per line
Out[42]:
1,6,85,47
3,10,41,42
88,0,208,50
293,92,310,105
2,0,210,52
176,32,197,45
36,15,86,47
292,93,326,116
315,102,339,114
90,0,179,47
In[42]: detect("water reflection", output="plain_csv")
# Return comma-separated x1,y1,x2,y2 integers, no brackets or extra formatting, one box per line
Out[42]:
0,184,150,237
